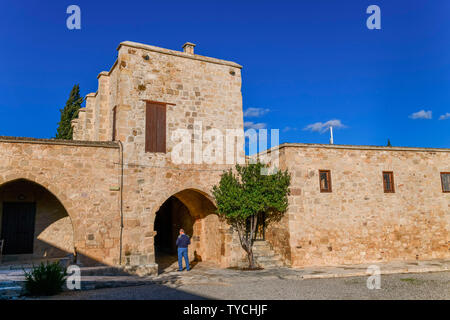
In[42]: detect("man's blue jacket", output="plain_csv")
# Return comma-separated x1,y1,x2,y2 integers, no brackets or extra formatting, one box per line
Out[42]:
176,234,191,248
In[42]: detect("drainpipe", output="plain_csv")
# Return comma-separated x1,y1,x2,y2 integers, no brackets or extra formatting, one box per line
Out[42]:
118,140,124,265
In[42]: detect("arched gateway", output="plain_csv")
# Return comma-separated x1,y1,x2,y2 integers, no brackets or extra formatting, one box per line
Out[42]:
153,189,223,272
0,179,75,262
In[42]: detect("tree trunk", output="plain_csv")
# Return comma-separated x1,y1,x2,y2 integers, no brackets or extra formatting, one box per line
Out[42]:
247,246,255,269
235,215,258,269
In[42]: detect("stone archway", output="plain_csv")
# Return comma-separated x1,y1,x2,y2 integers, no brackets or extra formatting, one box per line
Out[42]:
0,179,75,263
153,188,224,272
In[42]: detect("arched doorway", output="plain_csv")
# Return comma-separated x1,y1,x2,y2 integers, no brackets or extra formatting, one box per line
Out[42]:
154,189,223,272
0,179,74,263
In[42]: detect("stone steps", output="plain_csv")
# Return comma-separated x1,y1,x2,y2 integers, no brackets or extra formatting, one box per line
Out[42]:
0,265,139,299
80,266,129,276
0,257,71,270
252,241,284,269
0,281,23,300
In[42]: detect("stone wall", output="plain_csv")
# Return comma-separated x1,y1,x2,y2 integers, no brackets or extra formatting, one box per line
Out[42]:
0,179,74,259
270,144,450,268
47,41,450,273
0,137,121,266
72,41,246,271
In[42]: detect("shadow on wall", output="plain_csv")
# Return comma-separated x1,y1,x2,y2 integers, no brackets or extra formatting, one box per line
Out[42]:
152,189,224,274
0,179,102,267
0,181,227,276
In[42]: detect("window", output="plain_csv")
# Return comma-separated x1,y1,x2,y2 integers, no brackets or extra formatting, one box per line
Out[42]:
441,173,450,193
383,171,395,193
112,106,117,141
319,170,332,193
145,102,166,153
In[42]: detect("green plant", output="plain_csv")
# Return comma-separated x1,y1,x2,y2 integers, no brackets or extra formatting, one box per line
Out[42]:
212,162,291,269
387,139,392,147
400,278,423,284
55,84,83,140
24,261,68,296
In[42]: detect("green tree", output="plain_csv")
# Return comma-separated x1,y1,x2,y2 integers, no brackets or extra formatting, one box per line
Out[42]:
55,84,83,139
212,162,291,269
387,139,392,147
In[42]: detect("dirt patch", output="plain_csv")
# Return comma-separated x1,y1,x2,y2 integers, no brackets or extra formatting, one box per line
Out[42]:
227,267,264,271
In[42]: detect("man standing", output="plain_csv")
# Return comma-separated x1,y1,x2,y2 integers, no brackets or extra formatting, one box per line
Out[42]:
176,228,191,271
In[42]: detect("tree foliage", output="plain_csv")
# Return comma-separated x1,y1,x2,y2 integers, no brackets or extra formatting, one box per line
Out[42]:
387,139,392,147
212,162,291,269
55,84,83,140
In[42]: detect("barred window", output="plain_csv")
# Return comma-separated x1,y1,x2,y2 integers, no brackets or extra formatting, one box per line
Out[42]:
441,173,450,193
319,170,332,193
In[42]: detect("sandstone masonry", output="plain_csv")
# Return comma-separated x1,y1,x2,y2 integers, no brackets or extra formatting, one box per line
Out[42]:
0,42,447,273
266,143,449,268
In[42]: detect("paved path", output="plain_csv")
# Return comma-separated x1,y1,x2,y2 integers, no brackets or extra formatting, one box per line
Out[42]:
41,271,450,300
2,259,449,299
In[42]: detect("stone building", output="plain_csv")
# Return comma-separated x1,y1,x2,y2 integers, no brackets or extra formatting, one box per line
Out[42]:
0,41,448,274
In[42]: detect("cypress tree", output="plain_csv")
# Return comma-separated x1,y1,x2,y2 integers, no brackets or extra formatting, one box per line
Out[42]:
387,139,392,147
55,84,83,140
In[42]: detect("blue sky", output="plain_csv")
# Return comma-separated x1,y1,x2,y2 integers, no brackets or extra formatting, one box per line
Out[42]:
0,0,449,148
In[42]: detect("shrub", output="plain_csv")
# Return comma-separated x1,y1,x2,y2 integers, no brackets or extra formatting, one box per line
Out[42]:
24,261,68,296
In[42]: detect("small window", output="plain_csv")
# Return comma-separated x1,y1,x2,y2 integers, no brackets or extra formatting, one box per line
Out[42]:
112,106,117,141
441,173,450,193
319,170,332,193
383,171,395,193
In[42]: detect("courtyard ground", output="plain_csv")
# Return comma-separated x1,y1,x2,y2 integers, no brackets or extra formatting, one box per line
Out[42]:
39,270,450,300
1,259,449,299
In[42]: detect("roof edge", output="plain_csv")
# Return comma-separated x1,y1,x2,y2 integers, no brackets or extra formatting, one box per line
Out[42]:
0,136,120,149
117,41,243,69
255,142,450,156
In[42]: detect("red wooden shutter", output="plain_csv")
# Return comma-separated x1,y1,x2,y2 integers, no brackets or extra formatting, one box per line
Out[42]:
383,171,395,193
145,102,166,153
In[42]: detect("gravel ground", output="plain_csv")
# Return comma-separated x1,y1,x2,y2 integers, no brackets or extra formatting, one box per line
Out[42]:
41,271,450,300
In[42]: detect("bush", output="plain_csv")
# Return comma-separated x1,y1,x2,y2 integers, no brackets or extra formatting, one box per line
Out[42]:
24,261,68,296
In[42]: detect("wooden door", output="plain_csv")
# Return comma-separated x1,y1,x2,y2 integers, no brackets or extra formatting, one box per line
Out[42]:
1,202,36,254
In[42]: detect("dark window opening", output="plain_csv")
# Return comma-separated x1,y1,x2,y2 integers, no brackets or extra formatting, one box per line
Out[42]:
112,106,117,141
383,171,395,193
319,170,332,193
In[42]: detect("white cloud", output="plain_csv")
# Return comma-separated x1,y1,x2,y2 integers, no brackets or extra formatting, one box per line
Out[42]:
303,119,347,133
282,126,297,132
409,110,432,120
244,121,267,130
243,107,270,118
439,113,450,120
